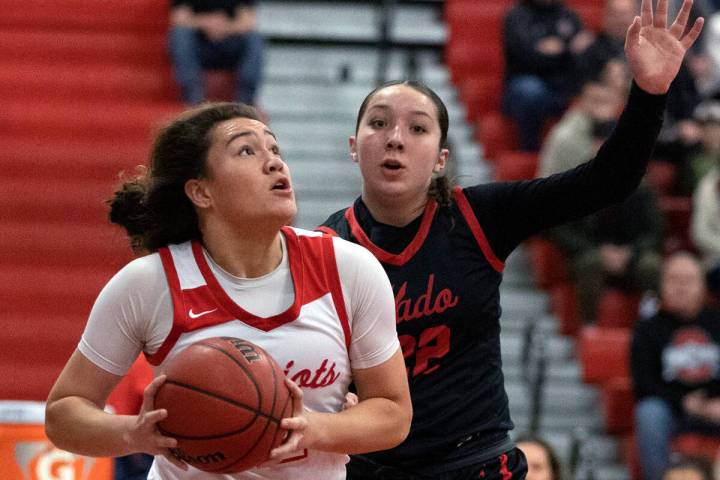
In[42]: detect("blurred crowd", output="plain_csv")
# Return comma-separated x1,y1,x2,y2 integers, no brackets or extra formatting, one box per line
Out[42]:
499,1,720,479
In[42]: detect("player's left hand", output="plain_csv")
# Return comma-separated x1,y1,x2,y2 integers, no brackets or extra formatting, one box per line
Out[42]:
625,0,704,94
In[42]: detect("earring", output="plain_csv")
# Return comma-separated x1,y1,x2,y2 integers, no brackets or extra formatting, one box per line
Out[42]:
351,153,358,161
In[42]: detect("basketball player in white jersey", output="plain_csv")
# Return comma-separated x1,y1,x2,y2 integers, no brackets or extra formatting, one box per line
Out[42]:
44,103,412,479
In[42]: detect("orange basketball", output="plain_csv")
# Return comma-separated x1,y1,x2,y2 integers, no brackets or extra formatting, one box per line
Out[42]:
154,337,292,473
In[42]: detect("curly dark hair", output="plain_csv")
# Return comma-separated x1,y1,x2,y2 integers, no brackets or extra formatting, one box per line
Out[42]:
108,102,260,252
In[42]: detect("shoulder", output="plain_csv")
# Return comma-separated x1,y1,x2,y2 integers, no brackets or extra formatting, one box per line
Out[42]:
102,253,167,298
320,208,350,229
331,236,377,264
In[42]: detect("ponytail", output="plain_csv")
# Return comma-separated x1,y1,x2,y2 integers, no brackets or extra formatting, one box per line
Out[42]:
428,175,453,208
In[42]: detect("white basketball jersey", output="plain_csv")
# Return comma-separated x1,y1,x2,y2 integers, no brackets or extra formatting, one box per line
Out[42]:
147,227,351,480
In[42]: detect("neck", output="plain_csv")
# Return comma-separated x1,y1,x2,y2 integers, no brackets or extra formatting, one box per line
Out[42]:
200,218,284,278
361,190,428,227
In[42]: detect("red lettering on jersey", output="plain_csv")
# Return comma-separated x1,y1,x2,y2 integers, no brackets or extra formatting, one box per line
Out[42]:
285,359,341,388
395,274,459,323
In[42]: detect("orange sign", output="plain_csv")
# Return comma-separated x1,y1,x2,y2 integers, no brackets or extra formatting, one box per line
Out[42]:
0,424,111,480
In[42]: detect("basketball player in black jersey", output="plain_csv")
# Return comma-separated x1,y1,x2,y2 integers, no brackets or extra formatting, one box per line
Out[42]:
319,0,703,478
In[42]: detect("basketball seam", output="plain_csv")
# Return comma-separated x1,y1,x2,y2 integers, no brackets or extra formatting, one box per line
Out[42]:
210,342,286,473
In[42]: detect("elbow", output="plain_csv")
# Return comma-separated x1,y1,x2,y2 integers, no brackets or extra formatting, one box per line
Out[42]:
44,402,66,450
387,401,413,448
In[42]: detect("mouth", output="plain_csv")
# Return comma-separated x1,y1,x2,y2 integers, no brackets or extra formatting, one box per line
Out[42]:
381,159,404,170
271,177,291,191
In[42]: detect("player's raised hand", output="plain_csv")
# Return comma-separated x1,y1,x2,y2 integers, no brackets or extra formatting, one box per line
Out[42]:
625,0,704,94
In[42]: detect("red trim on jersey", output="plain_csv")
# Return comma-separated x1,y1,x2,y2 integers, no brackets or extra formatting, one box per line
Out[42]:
190,233,304,332
146,247,186,366
499,453,513,480
321,235,351,349
315,226,338,236
452,187,505,273
345,201,438,267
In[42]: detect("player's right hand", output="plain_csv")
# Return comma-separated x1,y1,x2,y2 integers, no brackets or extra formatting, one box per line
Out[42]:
125,374,188,470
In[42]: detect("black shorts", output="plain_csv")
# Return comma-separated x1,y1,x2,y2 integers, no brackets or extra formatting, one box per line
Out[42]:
346,448,528,480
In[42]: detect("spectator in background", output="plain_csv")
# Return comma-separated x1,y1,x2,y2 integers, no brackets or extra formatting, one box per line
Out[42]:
576,0,637,88
662,457,714,480
516,434,565,480
690,101,720,299
538,74,664,324
631,252,720,480
502,0,594,152
690,11,720,98
167,0,264,106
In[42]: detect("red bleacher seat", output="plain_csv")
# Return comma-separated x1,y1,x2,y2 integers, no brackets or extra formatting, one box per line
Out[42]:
658,196,693,254
204,70,236,102
577,325,631,384
550,282,580,336
646,160,677,196
527,236,569,290
601,376,635,434
459,76,503,121
493,151,538,181
671,433,720,462
446,40,504,86
477,113,518,162
596,289,641,329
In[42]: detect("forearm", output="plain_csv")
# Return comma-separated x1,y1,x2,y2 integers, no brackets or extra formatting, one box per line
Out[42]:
307,397,411,454
45,396,136,457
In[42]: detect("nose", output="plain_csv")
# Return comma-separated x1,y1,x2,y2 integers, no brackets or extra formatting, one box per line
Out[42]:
265,152,286,173
385,125,404,152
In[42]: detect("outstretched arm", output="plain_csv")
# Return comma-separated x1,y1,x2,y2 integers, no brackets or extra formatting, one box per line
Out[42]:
471,0,705,259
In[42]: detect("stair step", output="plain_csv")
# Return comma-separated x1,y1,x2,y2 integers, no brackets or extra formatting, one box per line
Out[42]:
0,177,119,224
0,314,85,367
0,29,168,68
0,98,182,142
0,265,117,317
0,362,66,401
0,0,168,33
0,62,176,103
1,136,150,181
1,221,134,268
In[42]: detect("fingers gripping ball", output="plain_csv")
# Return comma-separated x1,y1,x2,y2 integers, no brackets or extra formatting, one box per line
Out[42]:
154,337,293,473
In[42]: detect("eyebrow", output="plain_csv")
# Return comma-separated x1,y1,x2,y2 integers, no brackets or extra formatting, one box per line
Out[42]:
366,104,434,119
225,128,277,147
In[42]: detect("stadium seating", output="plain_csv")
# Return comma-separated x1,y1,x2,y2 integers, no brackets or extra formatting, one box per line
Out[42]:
0,0,176,400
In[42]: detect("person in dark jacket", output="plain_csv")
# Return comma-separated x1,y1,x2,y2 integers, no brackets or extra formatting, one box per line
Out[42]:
631,252,720,480
501,0,593,151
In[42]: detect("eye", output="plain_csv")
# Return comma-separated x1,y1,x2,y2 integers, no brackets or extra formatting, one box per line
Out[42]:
238,145,254,156
369,118,386,128
270,145,281,156
411,125,427,134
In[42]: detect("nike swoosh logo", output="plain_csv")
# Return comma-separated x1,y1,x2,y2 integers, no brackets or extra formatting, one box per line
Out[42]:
188,308,217,319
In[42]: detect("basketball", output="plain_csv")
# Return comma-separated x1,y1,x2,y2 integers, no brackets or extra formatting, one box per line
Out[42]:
154,336,293,473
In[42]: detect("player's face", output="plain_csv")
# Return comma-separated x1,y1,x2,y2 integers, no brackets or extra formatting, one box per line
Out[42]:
518,442,554,480
198,117,296,228
351,85,448,205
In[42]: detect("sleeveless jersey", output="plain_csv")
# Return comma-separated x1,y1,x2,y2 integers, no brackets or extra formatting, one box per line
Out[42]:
147,226,352,480
320,187,511,467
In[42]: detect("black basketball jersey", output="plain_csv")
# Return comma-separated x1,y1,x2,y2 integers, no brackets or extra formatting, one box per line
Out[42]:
321,188,511,465
319,83,666,469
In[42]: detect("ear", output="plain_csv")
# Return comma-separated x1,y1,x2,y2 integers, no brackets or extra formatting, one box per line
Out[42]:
184,178,212,209
349,136,358,163
433,148,449,173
